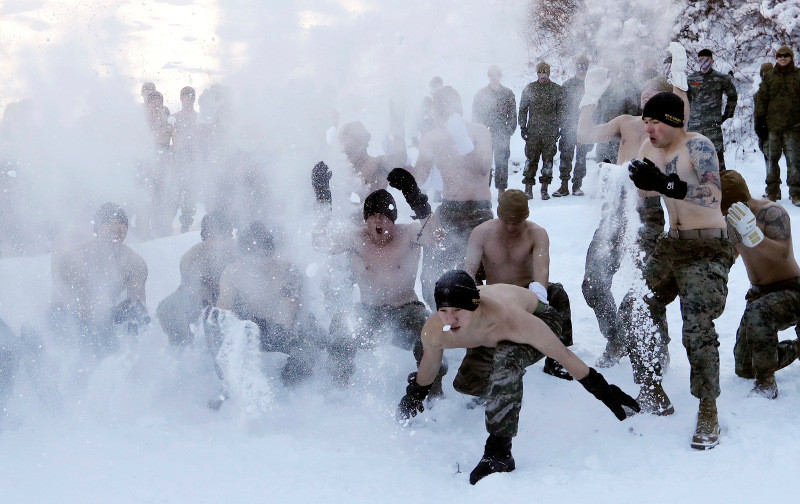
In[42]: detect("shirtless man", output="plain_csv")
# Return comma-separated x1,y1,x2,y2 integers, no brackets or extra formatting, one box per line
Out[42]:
578,54,689,370
411,85,494,308
156,211,238,346
169,86,199,233
464,189,574,380
336,106,406,197
205,221,317,389
312,166,446,389
720,170,800,399
396,270,638,485
52,203,149,355
627,91,734,450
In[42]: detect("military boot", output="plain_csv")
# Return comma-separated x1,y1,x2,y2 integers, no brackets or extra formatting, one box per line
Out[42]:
636,380,674,416
572,182,584,196
691,399,720,450
595,340,628,368
552,181,569,197
541,184,550,200
469,435,515,485
749,374,778,399
524,184,534,199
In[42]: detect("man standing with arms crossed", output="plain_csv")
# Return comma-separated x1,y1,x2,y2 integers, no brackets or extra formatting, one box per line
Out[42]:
628,91,734,450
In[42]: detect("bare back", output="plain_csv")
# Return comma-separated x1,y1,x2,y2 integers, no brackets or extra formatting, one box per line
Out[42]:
734,199,800,285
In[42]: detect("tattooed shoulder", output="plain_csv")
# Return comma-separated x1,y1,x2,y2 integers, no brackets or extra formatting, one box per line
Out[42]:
758,204,791,241
665,156,679,175
686,137,721,189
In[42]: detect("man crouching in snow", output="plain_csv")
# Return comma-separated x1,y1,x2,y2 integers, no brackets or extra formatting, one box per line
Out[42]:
396,270,638,485
204,221,321,409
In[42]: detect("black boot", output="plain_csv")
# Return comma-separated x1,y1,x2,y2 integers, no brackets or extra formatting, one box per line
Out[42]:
469,435,515,485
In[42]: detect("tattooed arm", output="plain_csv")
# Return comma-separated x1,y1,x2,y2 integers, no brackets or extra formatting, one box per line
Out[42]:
683,137,722,207
751,204,793,261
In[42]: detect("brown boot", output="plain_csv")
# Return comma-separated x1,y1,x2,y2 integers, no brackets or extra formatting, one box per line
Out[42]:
524,184,533,199
750,374,778,399
691,399,720,450
541,184,550,200
551,181,569,197
636,381,674,416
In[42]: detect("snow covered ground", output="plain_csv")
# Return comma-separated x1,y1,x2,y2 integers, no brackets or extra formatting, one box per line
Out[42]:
1,1,799,503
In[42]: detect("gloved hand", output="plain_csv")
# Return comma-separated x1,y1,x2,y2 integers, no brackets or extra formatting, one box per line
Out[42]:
579,67,611,108
667,42,689,92
387,168,431,219
396,372,432,420
528,281,549,304
520,125,530,141
628,158,688,199
111,299,151,336
727,202,764,247
446,113,475,155
579,368,640,420
312,161,332,204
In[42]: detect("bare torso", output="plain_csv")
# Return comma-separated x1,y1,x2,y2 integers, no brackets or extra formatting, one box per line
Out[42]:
733,199,800,285
466,219,549,286
180,239,238,304
415,122,492,201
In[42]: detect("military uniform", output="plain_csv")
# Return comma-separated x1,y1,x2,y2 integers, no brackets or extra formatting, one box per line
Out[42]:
558,77,592,191
755,55,800,201
687,69,738,170
472,85,517,191
637,233,734,399
519,81,563,186
734,278,800,380
452,303,561,437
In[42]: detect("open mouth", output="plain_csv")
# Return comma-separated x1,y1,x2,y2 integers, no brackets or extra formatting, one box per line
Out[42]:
375,226,385,235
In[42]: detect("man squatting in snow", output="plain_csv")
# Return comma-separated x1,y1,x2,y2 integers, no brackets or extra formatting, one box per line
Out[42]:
720,170,800,399
396,270,639,485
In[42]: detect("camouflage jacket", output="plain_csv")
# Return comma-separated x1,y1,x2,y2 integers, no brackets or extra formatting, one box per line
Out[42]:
755,63,800,132
560,76,585,130
472,84,517,137
519,80,563,137
687,69,738,131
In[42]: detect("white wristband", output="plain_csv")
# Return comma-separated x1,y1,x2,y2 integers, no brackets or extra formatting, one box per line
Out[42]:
528,281,549,304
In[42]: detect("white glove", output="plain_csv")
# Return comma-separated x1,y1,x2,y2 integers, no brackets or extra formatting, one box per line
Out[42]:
528,281,549,304
667,42,688,92
446,113,475,155
727,202,764,247
579,67,611,109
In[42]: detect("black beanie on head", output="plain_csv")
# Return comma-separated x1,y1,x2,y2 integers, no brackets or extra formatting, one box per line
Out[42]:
363,189,397,222
642,92,685,128
434,270,481,311
93,202,128,233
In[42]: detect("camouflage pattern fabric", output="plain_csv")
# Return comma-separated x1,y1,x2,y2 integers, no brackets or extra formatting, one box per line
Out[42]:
734,278,800,379
637,236,734,400
766,130,800,200
518,80,562,138
558,129,591,187
547,282,572,347
687,69,738,168
452,304,562,437
582,195,665,347
421,200,493,309
328,301,441,385
755,64,800,133
473,85,517,191
522,133,558,185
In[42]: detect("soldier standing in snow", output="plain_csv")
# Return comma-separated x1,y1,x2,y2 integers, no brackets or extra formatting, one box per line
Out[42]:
687,48,738,171
471,65,517,195
396,270,638,485
554,56,592,197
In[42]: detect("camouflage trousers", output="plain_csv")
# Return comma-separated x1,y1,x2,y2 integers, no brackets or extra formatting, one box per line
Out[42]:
523,133,559,185
328,301,447,385
421,200,493,309
734,278,800,379
638,236,734,399
694,124,726,171
765,129,800,199
452,303,561,437
557,129,591,187
582,195,665,348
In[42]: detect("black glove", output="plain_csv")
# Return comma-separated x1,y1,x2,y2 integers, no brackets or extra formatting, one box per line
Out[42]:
520,125,529,141
754,117,768,141
111,299,151,335
396,372,432,420
579,368,640,420
387,168,431,220
628,158,687,199
312,161,332,204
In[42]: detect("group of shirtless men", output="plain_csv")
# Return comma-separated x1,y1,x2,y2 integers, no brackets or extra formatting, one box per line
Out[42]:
3,41,800,486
